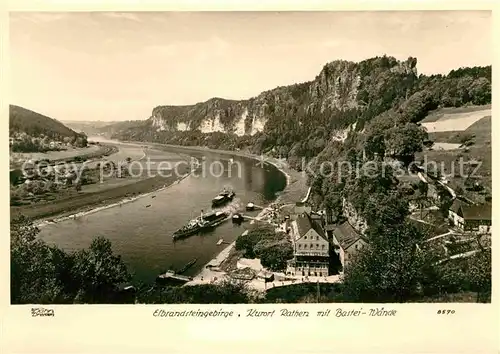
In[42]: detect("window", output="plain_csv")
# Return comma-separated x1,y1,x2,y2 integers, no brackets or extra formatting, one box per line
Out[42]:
304,235,307,239
322,245,325,249
298,244,302,249
316,236,319,240
316,244,319,248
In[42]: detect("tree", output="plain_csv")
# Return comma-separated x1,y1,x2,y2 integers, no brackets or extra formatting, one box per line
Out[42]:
363,110,400,158
342,221,428,302
235,224,276,258
417,180,428,196
364,133,385,158
362,192,409,227
71,237,131,303
469,77,491,105
325,190,342,214
465,247,491,302
430,246,491,302
384,123,428,164
257,241,293,272
10,216,65,303
11,216,131,304
399,90,438,123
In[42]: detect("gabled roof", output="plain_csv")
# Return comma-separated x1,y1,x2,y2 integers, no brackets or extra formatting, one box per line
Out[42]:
333,221,366,250
296,213,328,241
462,204,492,221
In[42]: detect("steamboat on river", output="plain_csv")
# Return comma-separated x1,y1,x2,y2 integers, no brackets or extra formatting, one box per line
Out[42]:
172,210,229,240
211,188,236,207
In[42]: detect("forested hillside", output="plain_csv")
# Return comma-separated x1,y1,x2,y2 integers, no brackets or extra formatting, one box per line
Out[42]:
10,105,83,140
113,56,490,171
10,105,89,152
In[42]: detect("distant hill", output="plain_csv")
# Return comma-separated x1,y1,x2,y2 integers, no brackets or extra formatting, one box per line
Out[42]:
10,105,82,140
97,120,145,137
63,120,144,137
62,120,119,135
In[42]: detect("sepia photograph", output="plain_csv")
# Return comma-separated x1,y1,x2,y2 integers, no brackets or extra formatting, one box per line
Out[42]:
9,10,492,306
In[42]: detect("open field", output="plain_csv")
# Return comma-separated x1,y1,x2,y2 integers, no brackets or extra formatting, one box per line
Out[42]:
431,142,462,151
418,103,492,203
420,104,491,123
428,116,491,144
10,142,190,221
11,145,101,161
421,108,491,133
9,144,118,170
10,174,183,221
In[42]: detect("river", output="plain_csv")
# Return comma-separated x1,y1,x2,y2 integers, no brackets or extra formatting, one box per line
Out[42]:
38,139,287,284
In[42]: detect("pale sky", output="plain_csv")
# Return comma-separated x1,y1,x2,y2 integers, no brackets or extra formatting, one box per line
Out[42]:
10,11,492,122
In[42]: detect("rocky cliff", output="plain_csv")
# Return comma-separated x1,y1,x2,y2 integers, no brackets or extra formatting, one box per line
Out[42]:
134,56,417,137
114,57,490,165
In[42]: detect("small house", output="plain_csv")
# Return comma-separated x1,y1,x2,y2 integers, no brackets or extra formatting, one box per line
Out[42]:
332,221,368,271
449,200,491,233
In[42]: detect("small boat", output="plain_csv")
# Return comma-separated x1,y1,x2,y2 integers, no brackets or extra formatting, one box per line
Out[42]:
146,204,151,208
217,238,224,245
177,258,198,274
246,202,255,211
151,195,156,199
212,188,236,207
232,213,244,224
156,270,192,285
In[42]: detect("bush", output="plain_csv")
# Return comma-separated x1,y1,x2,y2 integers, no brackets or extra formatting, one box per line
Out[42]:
137,280,252,304
263,283,345,303
258,241,293,272
235,225,293,271
235,224,276,258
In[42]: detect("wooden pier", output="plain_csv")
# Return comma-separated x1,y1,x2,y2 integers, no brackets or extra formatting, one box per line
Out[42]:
156,271,193,285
